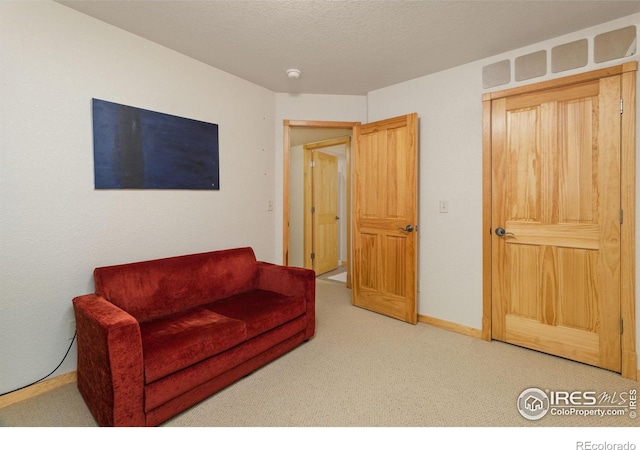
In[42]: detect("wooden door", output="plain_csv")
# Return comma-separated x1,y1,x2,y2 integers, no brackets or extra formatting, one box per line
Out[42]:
353,113,418,324
490,76,622,371
314,151,340,275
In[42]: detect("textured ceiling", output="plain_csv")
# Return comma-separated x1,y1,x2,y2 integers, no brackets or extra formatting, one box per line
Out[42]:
58,1,640,95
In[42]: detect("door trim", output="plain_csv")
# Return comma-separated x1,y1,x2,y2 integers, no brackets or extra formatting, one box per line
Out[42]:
283,120,357,286
482,62,637,380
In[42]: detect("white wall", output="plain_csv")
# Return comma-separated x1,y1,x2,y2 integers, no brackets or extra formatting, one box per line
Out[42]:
367,14,640,366
0,2,276,393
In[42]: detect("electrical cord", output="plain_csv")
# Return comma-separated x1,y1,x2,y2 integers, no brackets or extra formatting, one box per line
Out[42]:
0,331,77,397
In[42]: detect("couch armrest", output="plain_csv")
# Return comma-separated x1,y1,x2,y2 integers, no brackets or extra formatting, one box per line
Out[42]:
72,294,145,426
256,262,315,339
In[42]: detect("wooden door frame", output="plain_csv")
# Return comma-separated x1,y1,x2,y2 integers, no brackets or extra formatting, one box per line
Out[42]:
482,62,637,380
283,120,357,287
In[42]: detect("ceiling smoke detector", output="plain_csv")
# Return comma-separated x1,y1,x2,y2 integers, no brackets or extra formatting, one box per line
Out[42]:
286,68,301,79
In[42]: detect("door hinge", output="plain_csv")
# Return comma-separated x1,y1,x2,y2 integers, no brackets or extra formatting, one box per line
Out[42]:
311,252,315,260
620,318,624,334
310,161,316,167
620,99,624,114
311,206,315,214
620,209,624,224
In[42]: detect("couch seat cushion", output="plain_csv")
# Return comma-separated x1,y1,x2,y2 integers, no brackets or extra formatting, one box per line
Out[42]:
141,308,247,383
204,289,306,339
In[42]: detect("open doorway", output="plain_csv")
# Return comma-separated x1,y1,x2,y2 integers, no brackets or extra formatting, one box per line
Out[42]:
283,120,357,287
302,137,350,276
285,114,419,324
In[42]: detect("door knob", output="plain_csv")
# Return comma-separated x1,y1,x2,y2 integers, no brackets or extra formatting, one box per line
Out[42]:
495,227,514,237
398,225,414,232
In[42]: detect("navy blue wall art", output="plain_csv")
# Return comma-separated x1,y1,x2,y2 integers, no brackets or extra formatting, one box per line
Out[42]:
92,99,219,190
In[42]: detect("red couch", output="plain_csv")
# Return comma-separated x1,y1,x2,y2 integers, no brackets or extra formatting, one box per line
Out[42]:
72,247,315,426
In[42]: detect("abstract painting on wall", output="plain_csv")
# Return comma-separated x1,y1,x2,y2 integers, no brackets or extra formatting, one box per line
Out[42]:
92,98,219,190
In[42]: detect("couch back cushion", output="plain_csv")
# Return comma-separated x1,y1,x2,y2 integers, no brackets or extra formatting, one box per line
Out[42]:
94,247,259,323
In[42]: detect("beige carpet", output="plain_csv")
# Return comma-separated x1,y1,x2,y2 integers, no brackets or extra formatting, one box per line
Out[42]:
1,280,638,432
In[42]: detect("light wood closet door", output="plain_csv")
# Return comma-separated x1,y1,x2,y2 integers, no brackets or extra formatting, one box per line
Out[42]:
491,76,622,371
314,151,339,275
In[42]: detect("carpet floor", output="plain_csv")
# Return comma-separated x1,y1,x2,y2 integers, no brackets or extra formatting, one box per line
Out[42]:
1,279,638,435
